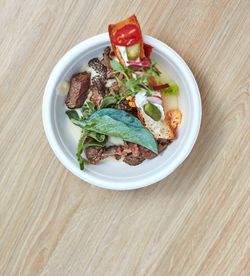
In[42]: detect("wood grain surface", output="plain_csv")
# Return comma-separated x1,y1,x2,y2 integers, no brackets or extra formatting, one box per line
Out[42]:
0,0,250,275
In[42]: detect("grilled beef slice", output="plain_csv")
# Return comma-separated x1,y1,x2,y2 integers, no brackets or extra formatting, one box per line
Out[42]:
123,155,145,166
84,139,170,166
101,46,112,69
123,139,171,165
90,85,103,107
157,139,171,153
92,76,106,96
65,72,91,108
88,57,107,79
88,57,108,97
85,147,104,165
84,134,172,166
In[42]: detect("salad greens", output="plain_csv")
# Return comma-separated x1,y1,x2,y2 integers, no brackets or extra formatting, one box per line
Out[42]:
66,103,104,170
110,59,130,80
110,59,179,99
67,108,158,156
111,59,157,95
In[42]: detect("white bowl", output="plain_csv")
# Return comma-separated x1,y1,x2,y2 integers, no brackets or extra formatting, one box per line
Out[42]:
42,33,201,190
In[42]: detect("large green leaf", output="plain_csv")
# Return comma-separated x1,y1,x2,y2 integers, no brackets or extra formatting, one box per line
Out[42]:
89,108,143,128
73,109,158,154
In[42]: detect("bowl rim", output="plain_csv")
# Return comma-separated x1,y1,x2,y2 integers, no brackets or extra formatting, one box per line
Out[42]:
42,33,202,190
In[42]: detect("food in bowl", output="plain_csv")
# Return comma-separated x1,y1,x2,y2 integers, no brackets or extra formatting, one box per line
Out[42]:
59,15,182,170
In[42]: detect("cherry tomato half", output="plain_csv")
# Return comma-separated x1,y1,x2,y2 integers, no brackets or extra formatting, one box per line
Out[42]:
112,24,141,46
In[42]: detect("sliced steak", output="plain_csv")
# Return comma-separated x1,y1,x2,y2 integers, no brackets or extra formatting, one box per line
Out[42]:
92,76,106,96
90,85,103,107
123,154,145,166
135,139,171,160
88,57,109,96
65,72,90,108
101,146,118,159
157,139,171,153
122,142,144,166
101,47,114,78
101,46,112,69
85,145,123,164
85,147,104,165
84,139,171,166
126,142,139,157
88,57,107,80
138,146,157,160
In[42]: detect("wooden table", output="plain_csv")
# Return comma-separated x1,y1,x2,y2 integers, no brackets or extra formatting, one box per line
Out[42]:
1,0,249,275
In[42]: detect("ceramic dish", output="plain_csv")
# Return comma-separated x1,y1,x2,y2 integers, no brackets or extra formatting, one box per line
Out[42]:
42,33,201,190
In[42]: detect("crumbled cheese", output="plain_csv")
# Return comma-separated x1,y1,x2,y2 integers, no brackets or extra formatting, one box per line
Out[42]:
106,136,124,147
106,79,117,88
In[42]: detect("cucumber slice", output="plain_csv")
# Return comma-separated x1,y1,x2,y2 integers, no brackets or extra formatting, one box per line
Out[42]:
143,102,161,121
126,43,140,60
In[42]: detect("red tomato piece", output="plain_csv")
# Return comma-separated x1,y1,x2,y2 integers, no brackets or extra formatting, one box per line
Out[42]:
113,24,140,46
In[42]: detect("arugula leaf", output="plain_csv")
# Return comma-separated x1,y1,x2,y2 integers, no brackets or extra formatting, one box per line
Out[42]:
76,132,105,170
82,139,106,150
66,110,80,121
115,74,153,98
110,59,129,80
99,96,118,109
76,132,89,170
110,59,124,72
87,101,95,109
110,59,162,99
124,78,140,92
81,100,96,120
113,75,123,85
145,60,160,78
110,59,171,101
88,131,106,142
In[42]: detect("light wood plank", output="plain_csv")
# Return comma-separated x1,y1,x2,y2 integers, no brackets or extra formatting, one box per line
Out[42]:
0,0,249,275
